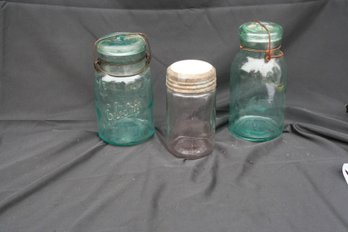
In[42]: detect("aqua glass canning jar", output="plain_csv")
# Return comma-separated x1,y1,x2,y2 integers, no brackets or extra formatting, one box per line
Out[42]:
229,21,287,142
166,60,216,159
94,32,154,146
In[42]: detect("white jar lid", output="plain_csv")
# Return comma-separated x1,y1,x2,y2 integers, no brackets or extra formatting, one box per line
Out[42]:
166,60,216,94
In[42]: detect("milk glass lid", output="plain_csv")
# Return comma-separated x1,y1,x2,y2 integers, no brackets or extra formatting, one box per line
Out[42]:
95,32,148,64
240,21,283,44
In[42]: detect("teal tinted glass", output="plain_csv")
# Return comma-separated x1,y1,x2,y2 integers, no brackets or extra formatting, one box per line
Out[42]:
96,32,147,64
240,21,283,49
94,32,154,146
229,21,287,142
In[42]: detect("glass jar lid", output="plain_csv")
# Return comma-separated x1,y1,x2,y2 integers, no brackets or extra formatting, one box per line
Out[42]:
95,32,149,64
240,21,283,44
166,60,216,94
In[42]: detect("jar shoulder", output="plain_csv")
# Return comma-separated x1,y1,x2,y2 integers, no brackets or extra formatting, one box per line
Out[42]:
232,51,286,67
231,51,287,82
94,67,152,94
95,66,152,83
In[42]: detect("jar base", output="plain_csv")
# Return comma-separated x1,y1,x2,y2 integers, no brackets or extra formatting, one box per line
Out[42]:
229,115,282,142
98,118,154,146
168,136,213,159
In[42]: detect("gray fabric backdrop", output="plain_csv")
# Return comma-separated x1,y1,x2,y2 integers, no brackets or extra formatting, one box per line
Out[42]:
0,0,348,231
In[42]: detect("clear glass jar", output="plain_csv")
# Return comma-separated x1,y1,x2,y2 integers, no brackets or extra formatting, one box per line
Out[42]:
94,32,154,146
165,60,216,159
229,21,287,142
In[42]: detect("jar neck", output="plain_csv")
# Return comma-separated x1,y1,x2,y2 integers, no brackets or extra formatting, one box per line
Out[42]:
240,39,282,50
97,58,147,76
167,89,215,97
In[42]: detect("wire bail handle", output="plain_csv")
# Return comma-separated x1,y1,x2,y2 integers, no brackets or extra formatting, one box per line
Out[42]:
240,20,284,63
137,32,152,65
94,32,152,76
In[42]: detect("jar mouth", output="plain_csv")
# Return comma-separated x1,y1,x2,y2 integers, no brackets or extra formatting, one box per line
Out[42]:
240,40,282,50
97,51,146,64
166,60,216,94
95,58,148,77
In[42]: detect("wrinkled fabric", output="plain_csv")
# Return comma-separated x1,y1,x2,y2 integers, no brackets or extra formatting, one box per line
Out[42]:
0,0,348,231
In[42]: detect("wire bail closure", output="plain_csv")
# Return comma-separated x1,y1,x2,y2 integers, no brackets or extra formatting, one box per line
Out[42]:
94,32,152,77
240,20,284,63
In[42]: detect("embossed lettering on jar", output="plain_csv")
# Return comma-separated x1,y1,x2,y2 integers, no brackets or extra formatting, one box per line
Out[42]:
229,21,287,142
94,32,154,146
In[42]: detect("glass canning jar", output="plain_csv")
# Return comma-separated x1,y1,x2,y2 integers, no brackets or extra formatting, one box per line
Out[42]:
229,21,287,142
165,60,216,159
94,32,154,146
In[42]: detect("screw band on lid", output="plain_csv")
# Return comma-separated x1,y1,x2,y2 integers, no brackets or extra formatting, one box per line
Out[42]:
166,60,217,94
